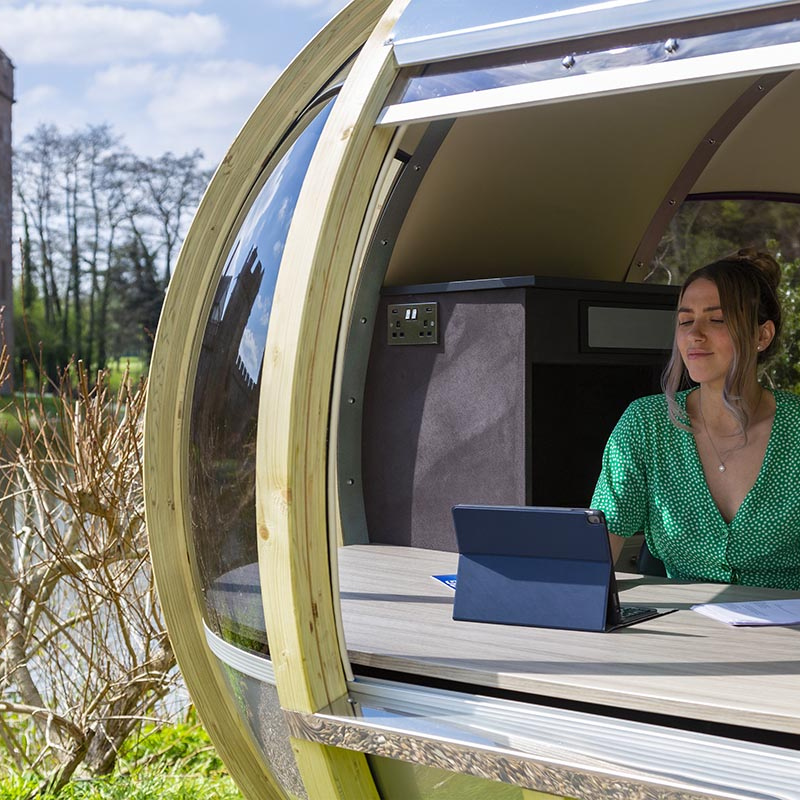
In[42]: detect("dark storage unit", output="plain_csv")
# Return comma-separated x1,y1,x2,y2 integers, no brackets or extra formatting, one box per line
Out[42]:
362,277,679,551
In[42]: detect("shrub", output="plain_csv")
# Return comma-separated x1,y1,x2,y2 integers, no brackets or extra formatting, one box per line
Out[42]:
0,356,180,798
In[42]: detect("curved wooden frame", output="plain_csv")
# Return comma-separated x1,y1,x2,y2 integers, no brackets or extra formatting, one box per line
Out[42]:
143,2,389,798
256,1,408,798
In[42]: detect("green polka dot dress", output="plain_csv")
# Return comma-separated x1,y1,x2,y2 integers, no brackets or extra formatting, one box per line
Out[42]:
591,388,800,590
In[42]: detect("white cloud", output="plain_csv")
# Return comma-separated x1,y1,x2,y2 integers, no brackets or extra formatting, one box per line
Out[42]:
0,4,224,65
88,62,161,98
276,195,290,222
255,293,270,327
17,82,57,108
145,59,280,128
271,0,348,7
87,58,281,162
99,1,203,6
1,1,202,6
269,0,349,17
6,1,338,163
238,326,261,380
14,83,89,139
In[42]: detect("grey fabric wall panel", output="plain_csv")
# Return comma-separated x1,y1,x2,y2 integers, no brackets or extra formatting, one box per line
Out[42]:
362,288,528,551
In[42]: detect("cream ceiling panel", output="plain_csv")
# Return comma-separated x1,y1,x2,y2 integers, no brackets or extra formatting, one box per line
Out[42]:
693,69,800,194
386,76,754,285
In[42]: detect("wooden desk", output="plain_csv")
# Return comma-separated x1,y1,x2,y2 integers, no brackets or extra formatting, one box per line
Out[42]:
338,544,800,736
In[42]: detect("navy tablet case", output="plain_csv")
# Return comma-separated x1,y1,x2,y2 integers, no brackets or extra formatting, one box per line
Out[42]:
451,505,663,631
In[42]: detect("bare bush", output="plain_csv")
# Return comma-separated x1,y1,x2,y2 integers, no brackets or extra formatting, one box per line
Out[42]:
0,354,177,797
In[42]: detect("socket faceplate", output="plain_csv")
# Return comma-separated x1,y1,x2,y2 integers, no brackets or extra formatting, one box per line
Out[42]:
387,302,438,346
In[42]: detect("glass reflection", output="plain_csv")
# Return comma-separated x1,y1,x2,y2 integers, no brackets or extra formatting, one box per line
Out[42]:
221,665,308,799
394,19,800,105
190,100,334,654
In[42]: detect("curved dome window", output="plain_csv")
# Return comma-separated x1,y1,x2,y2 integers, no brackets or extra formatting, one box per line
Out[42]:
188,97,335,654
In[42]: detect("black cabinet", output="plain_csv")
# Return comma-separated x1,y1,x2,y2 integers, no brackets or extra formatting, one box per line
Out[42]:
362,277,678,550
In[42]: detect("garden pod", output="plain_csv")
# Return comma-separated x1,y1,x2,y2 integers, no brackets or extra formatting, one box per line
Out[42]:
145,2,800,799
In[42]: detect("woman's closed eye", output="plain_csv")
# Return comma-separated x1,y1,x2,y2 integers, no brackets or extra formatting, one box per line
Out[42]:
678,317,725,326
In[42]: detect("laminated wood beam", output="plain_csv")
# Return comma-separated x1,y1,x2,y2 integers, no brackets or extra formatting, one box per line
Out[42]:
144,2,388,798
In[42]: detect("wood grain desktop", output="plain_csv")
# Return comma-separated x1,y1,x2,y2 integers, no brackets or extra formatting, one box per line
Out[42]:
338,544,800,736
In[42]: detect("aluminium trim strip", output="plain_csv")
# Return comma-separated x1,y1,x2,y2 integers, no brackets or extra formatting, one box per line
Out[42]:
377,39,800,126
203,620,277,685
349,677,800,794
390,0,800,65
203,627,799,799
284,706,785,800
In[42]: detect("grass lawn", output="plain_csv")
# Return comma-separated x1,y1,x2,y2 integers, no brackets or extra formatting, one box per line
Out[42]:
0,392,60,444
106,356,148,392
0,772,243,799
0,714,244,800
0,358,148,446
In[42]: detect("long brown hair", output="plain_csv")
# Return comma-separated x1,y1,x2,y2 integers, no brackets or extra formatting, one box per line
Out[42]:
663,248,782,431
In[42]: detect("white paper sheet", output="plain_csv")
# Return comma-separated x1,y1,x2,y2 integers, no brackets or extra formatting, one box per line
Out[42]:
691,598,800,626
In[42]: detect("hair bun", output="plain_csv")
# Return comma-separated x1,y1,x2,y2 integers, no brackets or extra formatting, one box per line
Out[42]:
733,247,781,290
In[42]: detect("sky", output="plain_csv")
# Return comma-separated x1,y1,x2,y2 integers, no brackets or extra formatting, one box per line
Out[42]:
0,0,350,166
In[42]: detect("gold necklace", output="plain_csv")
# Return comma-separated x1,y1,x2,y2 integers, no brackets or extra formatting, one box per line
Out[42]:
698,390,762,473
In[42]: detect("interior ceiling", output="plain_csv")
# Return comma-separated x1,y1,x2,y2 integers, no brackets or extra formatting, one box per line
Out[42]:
385,70,798,287
693,69,800,193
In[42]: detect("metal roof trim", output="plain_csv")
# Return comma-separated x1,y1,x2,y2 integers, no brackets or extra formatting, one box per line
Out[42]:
391,0,800,66
378,39,800,125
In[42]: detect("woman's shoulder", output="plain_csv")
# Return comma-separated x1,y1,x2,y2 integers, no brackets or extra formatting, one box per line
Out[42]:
774,388,800,418
615,392,676,434
774,388,800,406
625,391,678,417
606,393,680,453
628,392,669,409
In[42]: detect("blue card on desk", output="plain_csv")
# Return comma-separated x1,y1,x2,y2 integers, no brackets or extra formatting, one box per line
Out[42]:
451,505,667,632
432,574,457,590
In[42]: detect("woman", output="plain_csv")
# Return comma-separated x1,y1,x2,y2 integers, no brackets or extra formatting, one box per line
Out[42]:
591,249,800,590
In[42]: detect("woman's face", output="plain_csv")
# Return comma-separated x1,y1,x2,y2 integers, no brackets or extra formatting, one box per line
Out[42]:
676,278,735,389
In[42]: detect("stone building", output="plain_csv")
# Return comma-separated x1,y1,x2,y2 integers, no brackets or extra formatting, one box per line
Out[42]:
0,48,12,383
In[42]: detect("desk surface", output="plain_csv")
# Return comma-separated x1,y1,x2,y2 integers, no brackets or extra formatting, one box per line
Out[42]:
338,544,800,736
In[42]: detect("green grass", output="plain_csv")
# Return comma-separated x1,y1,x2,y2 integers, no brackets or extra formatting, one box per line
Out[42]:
0,713,244,800
0,358,147,448
0,772,242,800
0,393,62,447
0,403,22,442
106,357,147,393
12,357,147,397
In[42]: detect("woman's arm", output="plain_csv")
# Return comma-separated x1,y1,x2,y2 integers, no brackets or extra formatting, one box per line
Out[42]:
592,401,648,559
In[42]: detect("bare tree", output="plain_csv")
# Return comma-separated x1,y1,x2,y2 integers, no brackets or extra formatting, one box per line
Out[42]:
14,125,64,329
0,355,178,797
13,124,208,375
133,150,209,284
80,126,122,374
94,148,129,374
